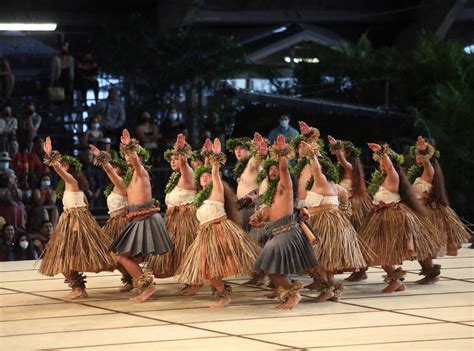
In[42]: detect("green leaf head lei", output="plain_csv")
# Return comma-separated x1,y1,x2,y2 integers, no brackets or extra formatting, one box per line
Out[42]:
55,155,83,199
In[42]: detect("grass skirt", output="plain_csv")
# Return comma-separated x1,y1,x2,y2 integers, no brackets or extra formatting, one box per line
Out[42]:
38,208,115,276
102,213,128,243
307,207,371,271
254,214,319,275
350,194,373,231
146,205,199,277
175,217,260,285
358,202,444,265
424,203,472,256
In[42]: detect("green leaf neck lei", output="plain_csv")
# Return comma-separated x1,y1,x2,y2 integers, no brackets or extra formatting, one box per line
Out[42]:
193,184,213,208
165,171,181,194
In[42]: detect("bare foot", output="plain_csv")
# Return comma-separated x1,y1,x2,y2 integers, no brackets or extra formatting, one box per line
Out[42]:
179,284,203,296
210,296,231,308
345,271,368,282
63,288,88,301
265,289,278,299
119,283,133,293
304,280,323,290
382,279,406,293
130,285,158,302
174,285,190,295
243,275,266,286
314,290,335,302
415,275,440,285
277,293,302,310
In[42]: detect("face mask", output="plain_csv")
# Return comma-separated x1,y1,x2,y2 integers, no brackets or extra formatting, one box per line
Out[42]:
169,113,178,121
91,123,100,130
280,120,289,129
19,241,29,250
41,180,51,187
0,162,9,169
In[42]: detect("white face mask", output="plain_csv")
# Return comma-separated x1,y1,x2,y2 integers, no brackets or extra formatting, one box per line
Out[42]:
91,123,100,130
280,120,289,129
19,240,29,250
0,162,9,169
169,113,178,121
41,180,51,187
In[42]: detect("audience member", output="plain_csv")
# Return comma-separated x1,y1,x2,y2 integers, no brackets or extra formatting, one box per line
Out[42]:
81,116,104,147
98,137,118,159
268,114,299,143
0,172,26,229
28,137,50,184
0,53,15,100
50,43,74,101
13,231,38,260
11,139,30,177
29,174,58,232
161,108,186,145
0,105,18,152
77,52,99,105
89,88,125,141
0,223,16,261
33,220,53,257
81,148,103,207
18,102,42,147
135,111,161,149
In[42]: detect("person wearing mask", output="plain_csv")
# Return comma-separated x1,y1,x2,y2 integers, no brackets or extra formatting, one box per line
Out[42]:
0,168,26,230
0,151,14,177
98,137,118,159
50,43,74,101
89,88,125,141
11,139,30,177
14,232,38,260
29,174,58,232
135,111,161,150
33,220,54,257
82,117,104,147
77,52,99,105
268,115,299,144
0,223,16,261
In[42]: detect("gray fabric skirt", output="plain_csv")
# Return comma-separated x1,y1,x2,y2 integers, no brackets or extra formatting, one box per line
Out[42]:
253,214,319,275
249,226,270,247
109,201,173,258
238,203,255,232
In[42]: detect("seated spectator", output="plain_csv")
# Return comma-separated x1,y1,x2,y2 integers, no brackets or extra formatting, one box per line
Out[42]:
0,54,15,100
77,52,99,105
0,223,16,261
50,43,74,101
13,231,38,260
18,173,33,205
89,88,125,142
0,105,17,152
0,151,14,177
0,171,26,229
161,108,186,146
28,137,50,185
18,102,42,148
135,111,162,149
11,139,30,177
29,174,58,232
33,220,53,257
81,116,104,147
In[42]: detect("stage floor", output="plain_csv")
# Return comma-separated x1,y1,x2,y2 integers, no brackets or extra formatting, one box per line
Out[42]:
1,249,473,350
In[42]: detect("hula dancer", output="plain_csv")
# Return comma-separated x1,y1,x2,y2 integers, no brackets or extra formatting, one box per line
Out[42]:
253,135,319,310
175,138,260,308
147,134,201,296
408,136,472,284
226,136,261,231
328,135,373,282
39,137,114,300
109,129,173,302
359,143,444,293
89,145,133,292
296,123,370,302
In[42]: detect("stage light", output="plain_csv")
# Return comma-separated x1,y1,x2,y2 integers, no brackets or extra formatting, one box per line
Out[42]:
0,23,57,31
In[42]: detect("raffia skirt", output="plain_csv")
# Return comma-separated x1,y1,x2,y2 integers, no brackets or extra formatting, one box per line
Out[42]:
253,214,319,275
38,207,115,276
146,204,199,277
423,202,472,256
306,205,371,272
102,211,128,243
358,202,445,265
350,194,373,231
175,216,261,285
